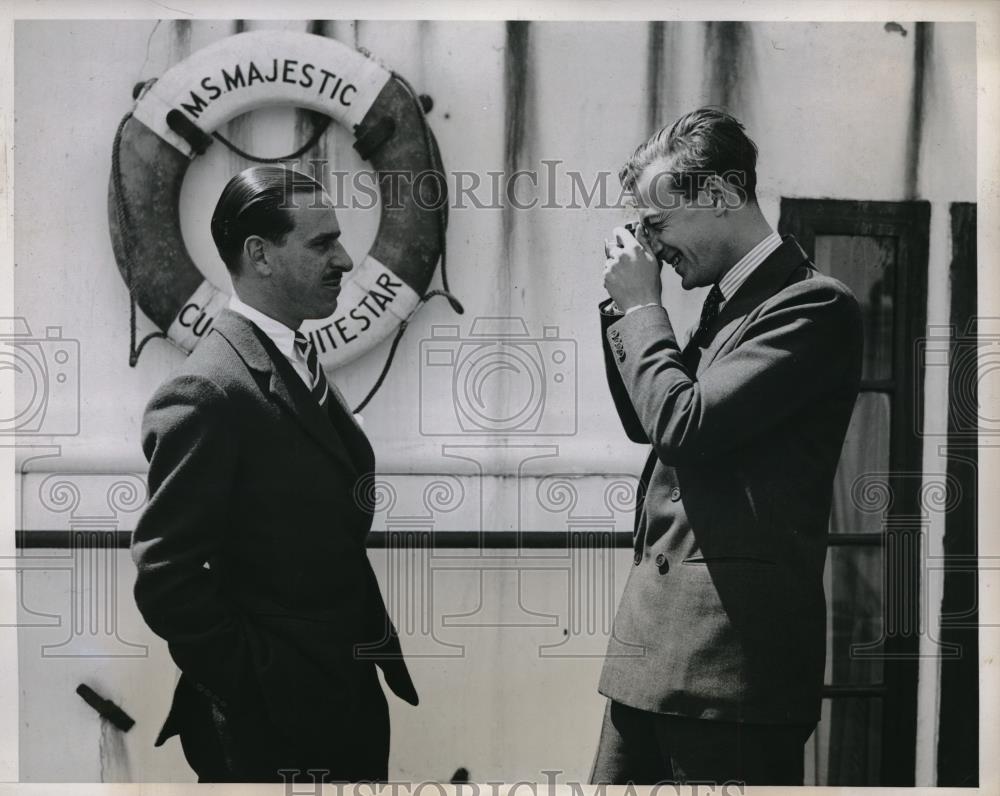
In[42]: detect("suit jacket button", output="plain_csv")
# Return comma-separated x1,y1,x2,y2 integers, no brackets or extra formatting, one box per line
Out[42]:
633,551,642,566
654,553,666,567
670,487,681,502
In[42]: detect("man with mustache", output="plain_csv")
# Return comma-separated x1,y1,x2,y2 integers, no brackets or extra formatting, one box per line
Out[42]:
592,108,862,785
131,166,417,783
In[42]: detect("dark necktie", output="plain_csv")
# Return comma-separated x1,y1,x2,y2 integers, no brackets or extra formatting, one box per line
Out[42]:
693,284,725,345
293,331,330,408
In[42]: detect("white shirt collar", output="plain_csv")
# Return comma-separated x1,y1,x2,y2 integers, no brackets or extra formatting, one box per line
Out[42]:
717,231,783,304
227,294,299,360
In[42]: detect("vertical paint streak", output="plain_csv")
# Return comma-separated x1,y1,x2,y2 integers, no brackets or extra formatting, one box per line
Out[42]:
170,19,191,62
905,23,932,200
224,20,251,173
500,21,534,428
502,20,531,286
98,719,131,782
645,22,666,135
417,20,431,88
295,20,330,185
702,21,746,112
326,20,361,196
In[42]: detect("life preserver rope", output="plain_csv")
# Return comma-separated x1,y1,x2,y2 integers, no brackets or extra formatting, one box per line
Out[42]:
108,31,459,393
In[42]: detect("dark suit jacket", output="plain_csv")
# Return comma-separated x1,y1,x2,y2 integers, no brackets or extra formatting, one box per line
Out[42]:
598,236,862,725
132,309,417,773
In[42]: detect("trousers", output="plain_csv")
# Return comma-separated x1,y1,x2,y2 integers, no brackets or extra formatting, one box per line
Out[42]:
177,665,391,783
589,699,814,786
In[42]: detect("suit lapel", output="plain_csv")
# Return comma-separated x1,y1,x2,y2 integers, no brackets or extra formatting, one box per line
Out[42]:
325,382,375,475
327,381,362,436
211,309,365,477
695,236,812,374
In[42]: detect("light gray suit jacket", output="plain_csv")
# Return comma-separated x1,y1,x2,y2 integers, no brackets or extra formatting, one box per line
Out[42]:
598,236,862,725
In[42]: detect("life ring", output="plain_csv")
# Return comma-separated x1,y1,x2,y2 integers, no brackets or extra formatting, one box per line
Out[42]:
108,30,446,371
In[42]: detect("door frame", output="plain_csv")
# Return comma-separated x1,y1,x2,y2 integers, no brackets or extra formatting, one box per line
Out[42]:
779,197,930,786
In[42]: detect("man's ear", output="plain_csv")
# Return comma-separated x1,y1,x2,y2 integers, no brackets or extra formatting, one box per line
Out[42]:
243,235,271,276
703,175,740,217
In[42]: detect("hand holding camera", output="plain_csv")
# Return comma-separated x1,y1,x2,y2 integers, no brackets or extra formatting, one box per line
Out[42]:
602,221,662,313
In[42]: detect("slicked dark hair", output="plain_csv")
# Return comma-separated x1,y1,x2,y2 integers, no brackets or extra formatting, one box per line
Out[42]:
210,166,327,273
619,107,758,203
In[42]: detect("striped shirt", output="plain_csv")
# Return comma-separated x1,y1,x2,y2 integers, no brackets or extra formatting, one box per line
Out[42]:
717,231,783,308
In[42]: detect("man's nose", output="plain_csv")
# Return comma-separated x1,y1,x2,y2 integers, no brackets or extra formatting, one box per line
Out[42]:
337,249,354,272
